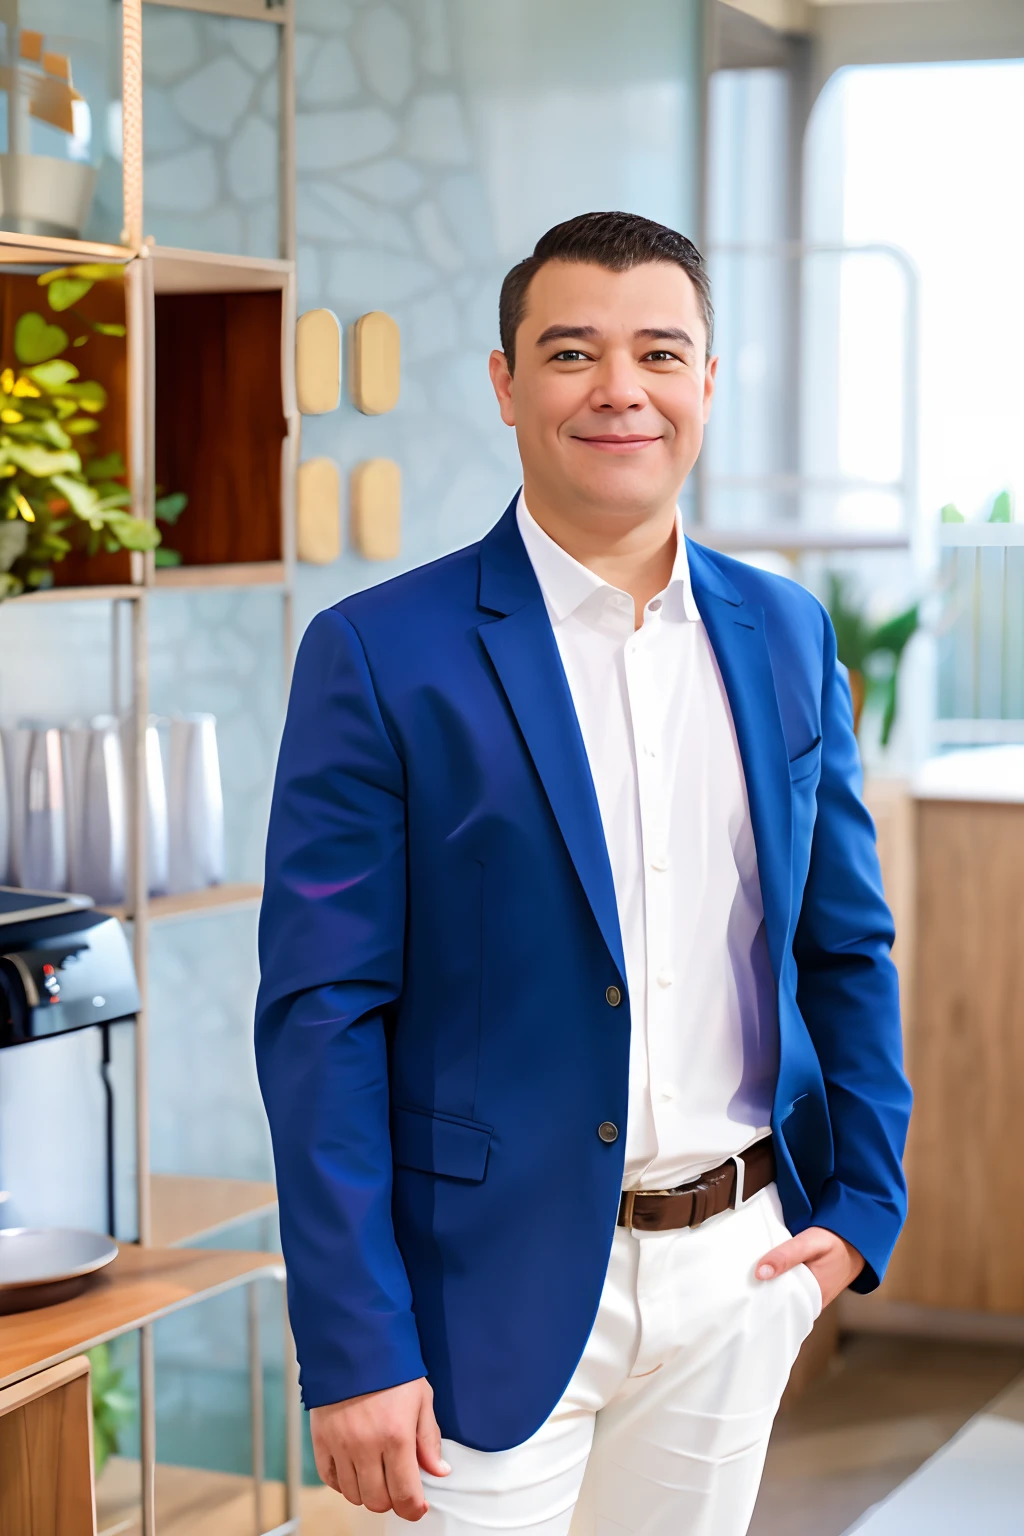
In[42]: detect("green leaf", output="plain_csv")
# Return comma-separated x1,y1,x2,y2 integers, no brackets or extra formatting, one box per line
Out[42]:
46,277,93,312
92,322,127,338
86,452,126,481
6,444,81,477
50,473,99,517
0,519,28,572
104,513,160,551
27,359,79,389
39,419,72,450
14,312,69,365
60,380,107,413
868,602,920,660
95,488,133,510
73,335,89,347
989,490,1013,523
940,502,964,523
155,491,188,525
66,417,100,435
154,546,182,567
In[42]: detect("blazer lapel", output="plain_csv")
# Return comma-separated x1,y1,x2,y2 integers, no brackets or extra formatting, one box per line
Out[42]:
686,539,793,984
477,502,626,981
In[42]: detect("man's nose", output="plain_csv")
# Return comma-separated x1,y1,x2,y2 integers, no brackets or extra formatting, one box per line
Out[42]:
590,357,646,412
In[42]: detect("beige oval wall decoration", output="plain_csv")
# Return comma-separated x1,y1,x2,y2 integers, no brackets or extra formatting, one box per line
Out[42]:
351,458,401,561
296,308,342,414
349,311,400,415
297,457,341,564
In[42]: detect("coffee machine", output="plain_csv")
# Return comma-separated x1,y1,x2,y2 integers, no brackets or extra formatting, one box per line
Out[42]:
0,888,141,1241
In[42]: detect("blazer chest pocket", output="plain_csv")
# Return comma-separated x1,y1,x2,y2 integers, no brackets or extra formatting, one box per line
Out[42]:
789,737,822,784
392,1104,493,1183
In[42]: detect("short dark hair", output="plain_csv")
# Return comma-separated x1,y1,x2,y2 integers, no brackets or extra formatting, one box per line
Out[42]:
498,211,714,373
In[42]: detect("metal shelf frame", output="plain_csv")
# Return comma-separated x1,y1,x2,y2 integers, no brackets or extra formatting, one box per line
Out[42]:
1,5,300,1534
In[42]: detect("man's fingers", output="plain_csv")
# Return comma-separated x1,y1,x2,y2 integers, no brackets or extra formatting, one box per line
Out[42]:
352,1449,393,1515
755,1233,815,1280
333,1454,362,1507
416,1394,451,1479
383,1435,430,1522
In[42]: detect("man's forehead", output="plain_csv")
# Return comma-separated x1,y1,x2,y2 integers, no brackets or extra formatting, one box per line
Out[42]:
522,260,703,331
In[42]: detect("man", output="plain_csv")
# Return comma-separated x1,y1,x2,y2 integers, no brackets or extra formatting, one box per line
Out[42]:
256,211,911,1536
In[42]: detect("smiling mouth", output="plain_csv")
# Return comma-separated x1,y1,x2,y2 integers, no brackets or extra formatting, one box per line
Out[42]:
574,435,662,453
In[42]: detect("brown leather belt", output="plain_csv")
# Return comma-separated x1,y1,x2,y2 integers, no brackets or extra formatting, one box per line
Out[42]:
617,1136,775,1233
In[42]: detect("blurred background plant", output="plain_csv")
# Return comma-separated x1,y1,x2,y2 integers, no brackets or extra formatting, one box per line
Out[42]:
87,1342,134,1476
940,488,1014,523
825,572,921,744
0,263,163,599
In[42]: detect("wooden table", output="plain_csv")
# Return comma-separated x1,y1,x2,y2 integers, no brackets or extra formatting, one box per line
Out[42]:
0,1245,297,1536
0,1245,283,1392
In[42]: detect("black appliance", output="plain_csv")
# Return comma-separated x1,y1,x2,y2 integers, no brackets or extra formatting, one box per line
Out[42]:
0,888,141,1240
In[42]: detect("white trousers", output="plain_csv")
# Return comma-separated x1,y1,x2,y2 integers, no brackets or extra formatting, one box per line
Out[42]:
392,1184,821,1536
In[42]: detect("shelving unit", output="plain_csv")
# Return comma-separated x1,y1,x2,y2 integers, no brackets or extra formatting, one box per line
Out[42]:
0,4,300,1533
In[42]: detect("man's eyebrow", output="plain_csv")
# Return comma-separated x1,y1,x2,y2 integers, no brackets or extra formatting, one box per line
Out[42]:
635,327,695,349
535,324,600,347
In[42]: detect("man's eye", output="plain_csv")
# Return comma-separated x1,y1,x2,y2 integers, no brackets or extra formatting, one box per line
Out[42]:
644,350,681,364
552,350,589,363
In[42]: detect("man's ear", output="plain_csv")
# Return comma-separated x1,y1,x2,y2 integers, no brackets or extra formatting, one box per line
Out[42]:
489,349,516,427
703,354,719,424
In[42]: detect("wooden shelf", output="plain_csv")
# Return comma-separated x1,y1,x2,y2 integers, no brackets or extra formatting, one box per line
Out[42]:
0,230,131,268
8,584,142,607
0,1245,283,1392
102,882,263,926
153,563,287,590
149,245,292,296
150,1175,278,1249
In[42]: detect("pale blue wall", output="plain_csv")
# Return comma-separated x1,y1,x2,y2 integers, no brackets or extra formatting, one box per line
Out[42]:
1,0,703,1482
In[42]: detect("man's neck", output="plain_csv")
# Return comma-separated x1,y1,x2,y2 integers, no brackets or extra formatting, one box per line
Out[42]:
522,484,679,627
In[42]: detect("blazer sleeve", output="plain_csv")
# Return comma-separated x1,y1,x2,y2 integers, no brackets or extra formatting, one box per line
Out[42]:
791,608,913,1292
255,607,425,1408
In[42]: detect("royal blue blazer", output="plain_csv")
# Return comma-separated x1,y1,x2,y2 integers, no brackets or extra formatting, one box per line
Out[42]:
255,496,911,1450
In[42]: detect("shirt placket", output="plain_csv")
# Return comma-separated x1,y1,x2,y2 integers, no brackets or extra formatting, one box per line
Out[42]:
624,611,673,1181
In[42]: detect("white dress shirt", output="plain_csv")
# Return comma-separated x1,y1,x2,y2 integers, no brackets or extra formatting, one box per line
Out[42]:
517,496,777,1190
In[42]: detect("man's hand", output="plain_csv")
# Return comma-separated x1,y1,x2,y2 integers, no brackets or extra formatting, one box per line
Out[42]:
310,1377,450,1521
755,1224,864,1309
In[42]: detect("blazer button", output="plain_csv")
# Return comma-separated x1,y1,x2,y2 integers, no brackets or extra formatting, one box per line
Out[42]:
605,985,622,1007
598,1121,619,1144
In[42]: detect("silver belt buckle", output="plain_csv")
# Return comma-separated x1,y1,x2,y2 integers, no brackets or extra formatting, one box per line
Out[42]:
729,1151,746,1208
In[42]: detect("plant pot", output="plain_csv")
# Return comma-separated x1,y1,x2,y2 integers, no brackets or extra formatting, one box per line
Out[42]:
0,152,97,239
848,668,866,736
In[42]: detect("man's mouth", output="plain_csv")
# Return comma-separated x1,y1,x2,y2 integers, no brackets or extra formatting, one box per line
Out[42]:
573,434,662,454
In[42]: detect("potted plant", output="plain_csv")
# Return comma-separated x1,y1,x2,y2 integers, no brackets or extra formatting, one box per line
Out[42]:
0,263,167,599
825,572,919,745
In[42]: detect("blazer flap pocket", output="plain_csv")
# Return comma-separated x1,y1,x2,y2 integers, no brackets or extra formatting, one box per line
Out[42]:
392,1105,493,1183
789,737,822,782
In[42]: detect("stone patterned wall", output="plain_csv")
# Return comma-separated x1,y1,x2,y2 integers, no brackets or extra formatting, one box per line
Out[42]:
0,0,701,1479
141,7,280,257
293,0,702,634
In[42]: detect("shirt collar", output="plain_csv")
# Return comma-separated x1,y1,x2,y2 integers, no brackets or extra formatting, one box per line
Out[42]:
516,491,700,625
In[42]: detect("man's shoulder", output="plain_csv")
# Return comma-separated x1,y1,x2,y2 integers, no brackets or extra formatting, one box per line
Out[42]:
332,538,484,634
686,538,827,643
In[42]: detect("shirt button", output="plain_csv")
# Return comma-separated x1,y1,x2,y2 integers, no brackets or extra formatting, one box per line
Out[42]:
656,968,674,988
598,1121,619,1144
650,852,669,871
643,743,657,758
659,1086,675,1102
648,598,663,612
605,984,622,1007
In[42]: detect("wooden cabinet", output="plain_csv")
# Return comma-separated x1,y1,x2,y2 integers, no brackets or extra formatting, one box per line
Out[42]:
0,1357,96,1536
884,796,1024,1312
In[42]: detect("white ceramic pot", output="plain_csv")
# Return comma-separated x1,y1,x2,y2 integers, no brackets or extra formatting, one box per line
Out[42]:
167,714,224,894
